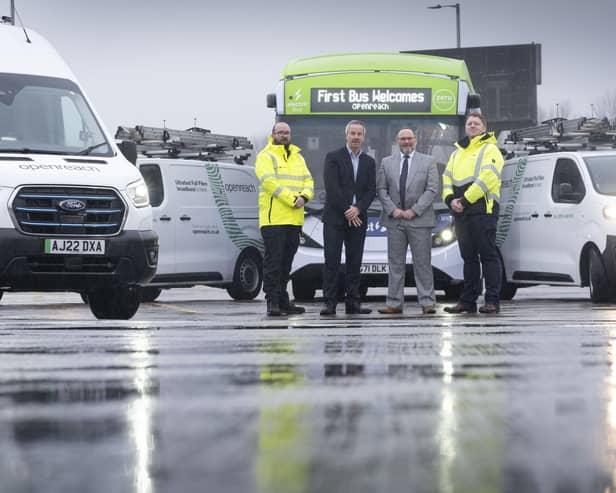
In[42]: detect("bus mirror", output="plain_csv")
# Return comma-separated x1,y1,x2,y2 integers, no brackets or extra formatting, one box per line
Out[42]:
266,93,277,108
466,93,481,112
118,140,137,165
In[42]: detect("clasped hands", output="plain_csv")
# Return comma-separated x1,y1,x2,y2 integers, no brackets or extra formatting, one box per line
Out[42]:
345,205,362,227
392,208,416,220
450,198,465,214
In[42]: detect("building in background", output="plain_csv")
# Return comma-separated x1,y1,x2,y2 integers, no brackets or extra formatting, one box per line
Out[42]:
405,44,542,134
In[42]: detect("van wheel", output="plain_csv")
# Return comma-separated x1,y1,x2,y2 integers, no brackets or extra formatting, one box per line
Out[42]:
292,280,316,301
141,287,162,302
589,248,613,302
227,251,262,300
88,286,141,319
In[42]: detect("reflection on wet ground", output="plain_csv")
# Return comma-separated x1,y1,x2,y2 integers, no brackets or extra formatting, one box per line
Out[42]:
1,290,616,492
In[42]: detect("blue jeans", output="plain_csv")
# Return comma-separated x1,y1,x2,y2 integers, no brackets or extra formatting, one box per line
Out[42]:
454,214,501,306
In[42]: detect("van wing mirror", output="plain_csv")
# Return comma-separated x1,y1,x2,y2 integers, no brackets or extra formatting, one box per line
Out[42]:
118,140,138,165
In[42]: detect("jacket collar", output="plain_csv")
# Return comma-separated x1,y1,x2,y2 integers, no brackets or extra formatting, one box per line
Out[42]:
455,132,496,150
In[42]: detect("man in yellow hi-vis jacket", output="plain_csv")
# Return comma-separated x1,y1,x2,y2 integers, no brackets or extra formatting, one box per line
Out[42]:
442,112,504,314
255,122,314,316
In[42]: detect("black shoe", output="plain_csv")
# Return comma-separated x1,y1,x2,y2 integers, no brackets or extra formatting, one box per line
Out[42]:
345,305,372,315
320,304,336,316
280,302,306,315
267,300,281,316
443,303,477,314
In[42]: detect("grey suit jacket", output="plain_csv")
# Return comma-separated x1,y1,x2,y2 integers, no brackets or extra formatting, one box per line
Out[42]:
376,151,439,228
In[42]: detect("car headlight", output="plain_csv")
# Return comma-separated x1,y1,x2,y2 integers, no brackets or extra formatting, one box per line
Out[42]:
127,178,150,208
432,212,456,247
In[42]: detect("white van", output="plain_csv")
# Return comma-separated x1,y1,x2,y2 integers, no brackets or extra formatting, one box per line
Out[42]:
498,149,616,302
0,24,158,318
137,158,263,301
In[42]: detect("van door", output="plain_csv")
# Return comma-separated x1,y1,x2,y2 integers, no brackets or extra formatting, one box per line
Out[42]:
501,156,584,284
498,156,554,282
170,162,211,276
540,157,585,282
140,163,175,275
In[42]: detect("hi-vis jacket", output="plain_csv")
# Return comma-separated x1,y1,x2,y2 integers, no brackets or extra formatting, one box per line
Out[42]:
441,132,504,215
255,138,314,227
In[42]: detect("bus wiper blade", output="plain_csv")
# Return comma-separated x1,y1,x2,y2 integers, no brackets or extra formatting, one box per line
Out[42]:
78,141,108,155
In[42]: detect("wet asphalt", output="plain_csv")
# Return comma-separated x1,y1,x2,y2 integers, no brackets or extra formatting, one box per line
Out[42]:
1,286,616,493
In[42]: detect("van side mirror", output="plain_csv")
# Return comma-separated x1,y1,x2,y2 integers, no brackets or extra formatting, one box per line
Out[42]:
118,140,137,165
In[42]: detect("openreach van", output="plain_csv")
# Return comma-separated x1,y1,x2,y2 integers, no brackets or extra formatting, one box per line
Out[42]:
267,53,480,300
116,125,263,303
497,117,616,302
0,23,158,318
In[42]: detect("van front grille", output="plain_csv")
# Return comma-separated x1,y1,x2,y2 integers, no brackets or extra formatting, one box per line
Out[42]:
12,186,125,236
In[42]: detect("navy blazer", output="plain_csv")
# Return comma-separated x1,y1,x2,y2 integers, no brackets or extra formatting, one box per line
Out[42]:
321,146,376,226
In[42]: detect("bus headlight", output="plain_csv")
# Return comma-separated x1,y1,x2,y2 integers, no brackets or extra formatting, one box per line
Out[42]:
432,212,456,247
127,178,150,208
432,225,456,247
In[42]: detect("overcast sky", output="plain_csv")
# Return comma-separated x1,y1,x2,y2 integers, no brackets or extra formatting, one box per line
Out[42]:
8,0,616,141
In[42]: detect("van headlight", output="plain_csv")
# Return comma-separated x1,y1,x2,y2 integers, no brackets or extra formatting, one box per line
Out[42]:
127,178,150,208
432,212,456,247
603,205,616,220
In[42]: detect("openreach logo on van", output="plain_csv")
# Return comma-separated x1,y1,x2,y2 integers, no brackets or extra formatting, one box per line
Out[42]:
432,89,456,112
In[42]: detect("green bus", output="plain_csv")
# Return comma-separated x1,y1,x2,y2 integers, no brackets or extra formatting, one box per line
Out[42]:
266,52,478,300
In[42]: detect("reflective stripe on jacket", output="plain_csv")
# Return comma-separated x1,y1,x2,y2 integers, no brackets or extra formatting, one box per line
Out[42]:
441,132,504,215
255,137,314,227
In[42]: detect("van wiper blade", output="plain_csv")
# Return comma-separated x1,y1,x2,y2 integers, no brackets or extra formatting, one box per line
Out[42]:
78,142,109,155
0,148,66,154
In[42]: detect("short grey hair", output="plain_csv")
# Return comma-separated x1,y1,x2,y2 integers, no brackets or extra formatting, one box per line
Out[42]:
345,120,366,136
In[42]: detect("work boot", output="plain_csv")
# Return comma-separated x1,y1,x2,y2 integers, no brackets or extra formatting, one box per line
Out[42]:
266,299,281,316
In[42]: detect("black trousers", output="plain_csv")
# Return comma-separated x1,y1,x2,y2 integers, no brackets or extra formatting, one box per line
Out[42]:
322,222,366,306
261,225,300,304
454,213,501,306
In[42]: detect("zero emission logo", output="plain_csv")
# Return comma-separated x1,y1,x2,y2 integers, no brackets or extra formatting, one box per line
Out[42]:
433,89,456,112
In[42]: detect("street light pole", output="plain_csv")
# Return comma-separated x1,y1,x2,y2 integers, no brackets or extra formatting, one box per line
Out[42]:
427,3,461,48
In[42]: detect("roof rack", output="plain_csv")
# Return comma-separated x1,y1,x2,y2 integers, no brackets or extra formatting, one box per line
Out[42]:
115,125,253,164
498,117,616,158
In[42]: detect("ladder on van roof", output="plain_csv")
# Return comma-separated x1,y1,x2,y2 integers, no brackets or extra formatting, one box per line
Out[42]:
115,125,253,164
498,117,616,158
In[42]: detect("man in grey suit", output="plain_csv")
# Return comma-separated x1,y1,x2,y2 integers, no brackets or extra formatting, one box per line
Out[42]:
376,128,439,314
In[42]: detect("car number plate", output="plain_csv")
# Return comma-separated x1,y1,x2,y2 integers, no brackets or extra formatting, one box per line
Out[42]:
360,263,388,274
44,238,106,255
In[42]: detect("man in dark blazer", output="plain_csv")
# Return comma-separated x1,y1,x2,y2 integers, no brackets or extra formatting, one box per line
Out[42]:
376,128,438,315
320,120,376,315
